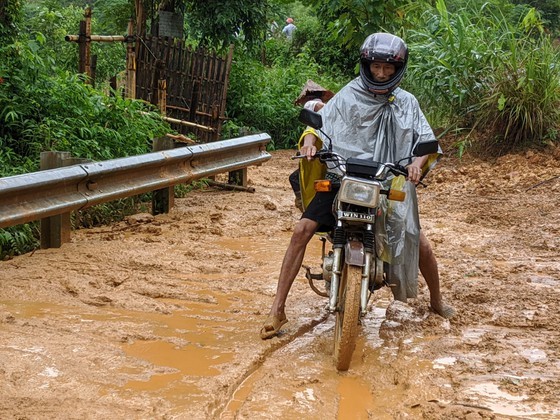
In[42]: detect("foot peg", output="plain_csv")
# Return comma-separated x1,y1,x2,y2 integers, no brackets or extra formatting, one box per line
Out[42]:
302,265,329,298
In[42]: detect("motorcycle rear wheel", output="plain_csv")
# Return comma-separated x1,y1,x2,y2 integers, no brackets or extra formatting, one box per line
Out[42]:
333,263,361,371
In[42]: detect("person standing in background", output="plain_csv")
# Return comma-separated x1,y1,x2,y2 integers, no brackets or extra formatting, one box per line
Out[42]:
282,18,297,38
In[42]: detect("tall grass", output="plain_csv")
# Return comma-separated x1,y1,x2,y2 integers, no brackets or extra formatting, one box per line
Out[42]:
475,35,560,151
406,0,512,127
405,0,560,154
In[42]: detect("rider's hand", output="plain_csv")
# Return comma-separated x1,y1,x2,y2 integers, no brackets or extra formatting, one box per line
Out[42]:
300,144,317,160
300,133,318,161
406,162,423,184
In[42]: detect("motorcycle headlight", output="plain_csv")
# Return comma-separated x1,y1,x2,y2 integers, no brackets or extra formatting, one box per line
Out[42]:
338,177,381,208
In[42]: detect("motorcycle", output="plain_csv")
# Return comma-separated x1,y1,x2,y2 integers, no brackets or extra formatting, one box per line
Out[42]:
295,108,439,371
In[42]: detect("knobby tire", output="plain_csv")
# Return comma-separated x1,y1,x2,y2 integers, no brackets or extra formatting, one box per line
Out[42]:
333,263,361,371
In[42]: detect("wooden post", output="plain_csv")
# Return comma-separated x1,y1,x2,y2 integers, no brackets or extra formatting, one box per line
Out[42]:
189,81,199,122
225,59,247,187
66,8,132,91
135,0,145,37
78,7,93,82
218,45,235,138
150,59,165,106
125,18,137,99
158,79,167,115
40,152,73,249
151,137,175,215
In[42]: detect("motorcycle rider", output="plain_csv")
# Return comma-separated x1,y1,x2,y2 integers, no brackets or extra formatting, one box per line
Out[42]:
261,32,455,340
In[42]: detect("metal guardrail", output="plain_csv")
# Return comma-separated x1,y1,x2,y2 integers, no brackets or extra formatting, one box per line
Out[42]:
0,133,271,230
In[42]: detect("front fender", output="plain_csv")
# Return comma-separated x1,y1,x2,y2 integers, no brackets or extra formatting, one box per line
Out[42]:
345,240,365,266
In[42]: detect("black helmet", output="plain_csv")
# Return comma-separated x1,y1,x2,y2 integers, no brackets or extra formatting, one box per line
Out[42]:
359,33,408,94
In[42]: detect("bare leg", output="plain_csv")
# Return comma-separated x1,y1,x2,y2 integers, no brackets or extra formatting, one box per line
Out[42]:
261,218,318,338
419,231,456,319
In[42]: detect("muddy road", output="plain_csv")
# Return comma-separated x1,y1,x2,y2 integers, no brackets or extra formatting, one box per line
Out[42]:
1,146,559,419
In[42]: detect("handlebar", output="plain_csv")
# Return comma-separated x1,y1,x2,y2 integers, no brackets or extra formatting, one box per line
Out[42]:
291,150,338,162
389,164,408,178
291,150,427,187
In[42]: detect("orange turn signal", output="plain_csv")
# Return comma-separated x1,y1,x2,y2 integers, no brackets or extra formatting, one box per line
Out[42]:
314,180,332,192
388,189,405,201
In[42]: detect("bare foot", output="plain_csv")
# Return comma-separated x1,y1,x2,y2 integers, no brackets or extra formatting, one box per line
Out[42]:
430,302,456,319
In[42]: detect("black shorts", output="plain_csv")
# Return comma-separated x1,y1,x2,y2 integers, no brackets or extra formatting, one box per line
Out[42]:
288,169,300,193
301,191,338,232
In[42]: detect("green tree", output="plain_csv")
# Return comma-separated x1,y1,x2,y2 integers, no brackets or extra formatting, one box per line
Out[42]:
304,0,412,53
0,0,22,45
183,0,269,51
23,2,127,84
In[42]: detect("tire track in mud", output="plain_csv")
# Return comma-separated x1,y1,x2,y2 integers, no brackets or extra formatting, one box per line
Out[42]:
214,311,331,419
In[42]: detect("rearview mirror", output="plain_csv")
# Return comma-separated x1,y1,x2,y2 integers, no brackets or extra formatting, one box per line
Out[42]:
412,140,439,157
298,108,323,130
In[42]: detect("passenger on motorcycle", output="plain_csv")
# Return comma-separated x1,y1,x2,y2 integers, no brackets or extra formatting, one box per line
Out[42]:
261,32,455,340
290,80,335,212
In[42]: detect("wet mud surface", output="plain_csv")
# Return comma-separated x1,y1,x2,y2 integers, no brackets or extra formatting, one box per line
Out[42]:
1,145,559,419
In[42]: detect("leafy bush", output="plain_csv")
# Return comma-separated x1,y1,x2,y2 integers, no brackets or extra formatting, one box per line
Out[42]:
474,35,560,151
226,8,353,150
405,0,560,153
226,50,344,149
0,225,40,260
0,34,170,171
0,3,171,257
286,12,356,78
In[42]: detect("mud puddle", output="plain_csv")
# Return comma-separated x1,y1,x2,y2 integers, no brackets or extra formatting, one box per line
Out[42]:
1,147,560,418
221,295,428,419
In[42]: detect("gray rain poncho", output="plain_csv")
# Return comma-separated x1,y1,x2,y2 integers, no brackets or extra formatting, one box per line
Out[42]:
303,77,440,302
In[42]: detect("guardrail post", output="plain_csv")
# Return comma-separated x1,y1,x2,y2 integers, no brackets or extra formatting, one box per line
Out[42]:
228,128,251,186
40,152,73,248
228,168,248,187
152,137,176,214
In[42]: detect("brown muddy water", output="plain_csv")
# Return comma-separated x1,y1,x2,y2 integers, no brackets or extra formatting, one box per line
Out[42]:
1,148,560,419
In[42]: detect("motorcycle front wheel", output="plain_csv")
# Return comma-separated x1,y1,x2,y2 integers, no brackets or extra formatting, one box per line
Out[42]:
333,263,361,371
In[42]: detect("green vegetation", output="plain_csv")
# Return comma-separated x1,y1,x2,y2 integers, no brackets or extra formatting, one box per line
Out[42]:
0,225,40,260
475,32,560,152
222,0,560,154
1,0,560,258
405,0,560,154
0,0,171,258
